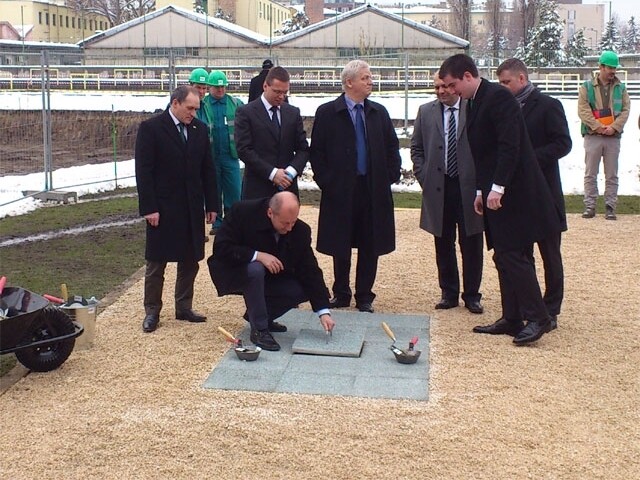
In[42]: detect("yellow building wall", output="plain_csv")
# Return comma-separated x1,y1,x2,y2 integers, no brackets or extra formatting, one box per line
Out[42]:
0,0,110,43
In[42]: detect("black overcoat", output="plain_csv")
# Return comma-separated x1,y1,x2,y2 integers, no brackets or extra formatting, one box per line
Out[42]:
466,79,562,252
522,88,572,232
310,94,401,257
208,198,330,312
135,109,218,262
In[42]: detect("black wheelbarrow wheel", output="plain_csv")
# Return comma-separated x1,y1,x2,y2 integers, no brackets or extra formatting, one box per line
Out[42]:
15,307,76,372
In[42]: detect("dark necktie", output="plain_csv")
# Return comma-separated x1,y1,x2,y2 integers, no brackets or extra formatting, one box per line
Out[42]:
177,122,187,144
446,107,458,178
355,104,367,176
270,106,280,132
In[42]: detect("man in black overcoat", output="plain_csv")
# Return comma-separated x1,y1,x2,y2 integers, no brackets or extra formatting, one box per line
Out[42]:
497,58,572,330
234,66,309,200
310,59,401,313
248,59,273,103
439,54,563,345
135,85,218,333
208,192,336,351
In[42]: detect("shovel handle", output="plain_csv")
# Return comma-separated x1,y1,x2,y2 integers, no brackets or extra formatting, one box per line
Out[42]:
381,322,396,342
410,336,419,347
43,294,65,304
60,283,69,301
0,276,6,295
217,326,238,343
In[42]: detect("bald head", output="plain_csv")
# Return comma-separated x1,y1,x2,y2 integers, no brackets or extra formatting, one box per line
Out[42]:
268,192,300,234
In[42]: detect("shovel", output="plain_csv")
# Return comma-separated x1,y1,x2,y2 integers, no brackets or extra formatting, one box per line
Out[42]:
381,321,404,356
381,322,421,364
217,326,241,347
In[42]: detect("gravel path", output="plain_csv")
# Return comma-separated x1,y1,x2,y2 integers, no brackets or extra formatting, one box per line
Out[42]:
1,208,638,479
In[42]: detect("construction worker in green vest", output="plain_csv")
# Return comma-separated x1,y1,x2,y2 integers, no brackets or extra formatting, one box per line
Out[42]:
189,67,210,123
202,70,244,234
578,51,630,220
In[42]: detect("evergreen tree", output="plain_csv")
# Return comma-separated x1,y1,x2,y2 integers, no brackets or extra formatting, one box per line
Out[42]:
193,0,207,15
521,0,565,67
622,16,640,53
564,29,588,66
275,11,309,35
599,19,622,51
428,15,443,30
486,30,509,66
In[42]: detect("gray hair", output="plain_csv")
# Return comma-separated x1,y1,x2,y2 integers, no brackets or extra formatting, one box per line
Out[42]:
341,60,370,89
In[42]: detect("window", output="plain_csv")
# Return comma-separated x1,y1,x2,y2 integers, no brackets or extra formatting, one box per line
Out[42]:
52,15,56,26
72,17,75,28
45,13,49,25
66,16,69,28
39,12,42,24
90,20,93,30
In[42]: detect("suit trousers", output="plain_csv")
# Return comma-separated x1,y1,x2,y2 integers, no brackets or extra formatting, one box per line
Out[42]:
144,259,199,316
493,247,549,323
243,262,308,331
533,232,564,317
434,175,483,303
332,176,378,305
583,134,620,209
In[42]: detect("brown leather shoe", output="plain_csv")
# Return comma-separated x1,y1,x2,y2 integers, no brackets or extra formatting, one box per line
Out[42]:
473,318,524,337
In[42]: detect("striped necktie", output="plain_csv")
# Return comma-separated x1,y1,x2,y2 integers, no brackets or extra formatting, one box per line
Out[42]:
446,107,458,178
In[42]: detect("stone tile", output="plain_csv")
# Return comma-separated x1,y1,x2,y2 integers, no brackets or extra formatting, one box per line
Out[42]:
291,328,365,357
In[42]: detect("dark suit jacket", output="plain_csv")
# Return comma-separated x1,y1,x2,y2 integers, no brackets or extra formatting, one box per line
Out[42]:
411,98,483,238
522,88,572,232
310,94,401,257
208,198,330,312
234,99,309,199
466,79,562,252
248,70,268,103
135,109,218,262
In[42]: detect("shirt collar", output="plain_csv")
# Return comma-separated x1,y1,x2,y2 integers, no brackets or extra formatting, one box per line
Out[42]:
344,94,364,111
260,93,277,112
168,109,180,126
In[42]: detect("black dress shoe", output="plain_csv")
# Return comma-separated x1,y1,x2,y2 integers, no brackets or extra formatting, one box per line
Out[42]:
513,318,551,345
250,329,281,351
175,309,207,323
268,321,288,332
464,301,484,314
356,302,374,313
329,297,350,308
546,316,558,332
142,314,159,333
435,298,458,309
473,318,525,336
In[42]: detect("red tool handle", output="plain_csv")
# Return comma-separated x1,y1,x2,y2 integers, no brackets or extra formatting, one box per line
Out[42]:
43,294,65,304
409,336,419,347
0,276,6,295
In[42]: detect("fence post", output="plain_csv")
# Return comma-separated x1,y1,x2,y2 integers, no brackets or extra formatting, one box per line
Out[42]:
41,50,53,191
403,52,409,136
168,51,175,92
111,105,118,189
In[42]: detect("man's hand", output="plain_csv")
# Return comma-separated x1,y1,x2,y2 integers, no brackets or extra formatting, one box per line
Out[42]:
602,126,616,136
473,194,484,215
486,191,503,210
273,169,293,190
144,212,160,227
206,212,217,224
320,313,335,333
256,251,284,274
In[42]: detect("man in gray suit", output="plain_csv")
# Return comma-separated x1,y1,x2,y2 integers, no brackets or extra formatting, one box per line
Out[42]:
411,72,484,313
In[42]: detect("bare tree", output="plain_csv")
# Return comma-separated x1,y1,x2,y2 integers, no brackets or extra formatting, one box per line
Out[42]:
513,0,540,46
67,0,156,27
486,0,506,60
447,0,471,40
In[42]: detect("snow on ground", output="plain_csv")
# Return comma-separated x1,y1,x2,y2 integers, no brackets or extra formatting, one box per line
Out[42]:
1,92,639,218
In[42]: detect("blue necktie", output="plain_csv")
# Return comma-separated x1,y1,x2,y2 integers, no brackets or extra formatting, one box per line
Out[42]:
355,104,367,175
446,107,458,177
270,106,280,133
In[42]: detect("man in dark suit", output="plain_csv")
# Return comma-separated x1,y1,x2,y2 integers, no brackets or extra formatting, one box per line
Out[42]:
234,66,309,199
248,59,273,103
310,59,401,314
208,192,336,351
135,85,219,333
497,58,572,331
411,72,484,314
439,54,563,345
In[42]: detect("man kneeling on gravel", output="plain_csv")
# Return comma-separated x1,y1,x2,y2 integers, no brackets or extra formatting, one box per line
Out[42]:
208,192,335,351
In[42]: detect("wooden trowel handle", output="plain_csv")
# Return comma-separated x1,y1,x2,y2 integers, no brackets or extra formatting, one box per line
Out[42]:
217,326,237,343
381,322,396,342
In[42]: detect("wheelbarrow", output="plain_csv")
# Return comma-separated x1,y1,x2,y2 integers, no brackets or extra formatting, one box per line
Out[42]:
0,286,84,372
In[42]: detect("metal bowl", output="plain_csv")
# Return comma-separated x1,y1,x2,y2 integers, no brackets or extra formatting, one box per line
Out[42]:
234,346,261,361
392,348,421,364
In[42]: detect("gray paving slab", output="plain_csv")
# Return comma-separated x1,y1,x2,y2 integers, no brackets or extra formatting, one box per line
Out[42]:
291,328,365,357
203,309,430,401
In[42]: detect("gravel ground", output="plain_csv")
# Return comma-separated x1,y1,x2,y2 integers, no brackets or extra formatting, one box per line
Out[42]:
1,207,638,479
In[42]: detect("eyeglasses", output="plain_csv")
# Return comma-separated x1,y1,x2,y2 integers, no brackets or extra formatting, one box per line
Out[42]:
269,87,289,97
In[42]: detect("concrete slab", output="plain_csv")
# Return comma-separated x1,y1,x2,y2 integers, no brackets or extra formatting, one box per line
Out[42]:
203,309,430,401
291,327,365,357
